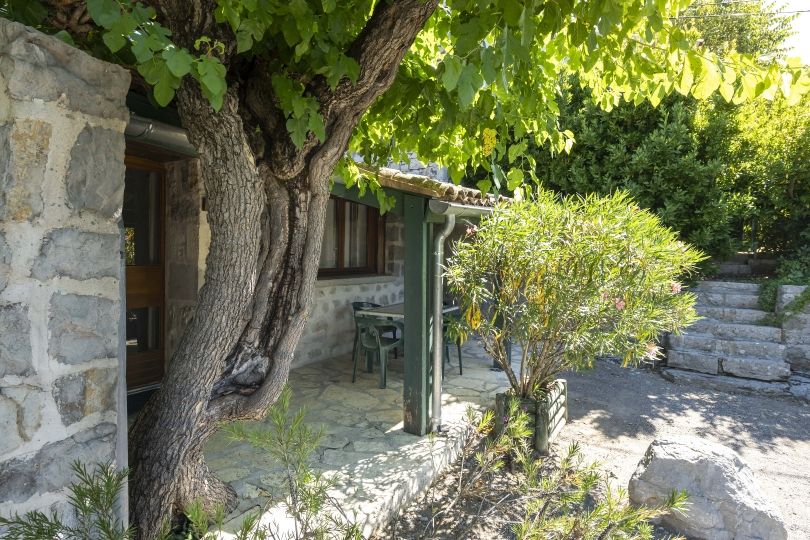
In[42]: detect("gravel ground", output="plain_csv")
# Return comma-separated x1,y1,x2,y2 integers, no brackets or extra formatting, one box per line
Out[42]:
557,361,810,539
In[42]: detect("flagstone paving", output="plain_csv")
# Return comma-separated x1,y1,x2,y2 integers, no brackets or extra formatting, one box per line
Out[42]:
206,342,510,538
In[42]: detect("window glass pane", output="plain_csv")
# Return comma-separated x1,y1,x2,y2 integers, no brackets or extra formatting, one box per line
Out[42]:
344,202,368,268
126,307,160,354
319,199,338,268
123,169,161,265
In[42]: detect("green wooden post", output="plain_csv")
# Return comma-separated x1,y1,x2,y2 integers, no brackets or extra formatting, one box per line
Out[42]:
403,194,431,435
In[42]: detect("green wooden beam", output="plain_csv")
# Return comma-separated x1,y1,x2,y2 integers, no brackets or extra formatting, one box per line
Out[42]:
330,181,404,216
403,194,431,435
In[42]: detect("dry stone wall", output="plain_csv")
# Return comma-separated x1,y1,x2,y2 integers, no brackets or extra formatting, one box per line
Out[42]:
0,18,129,517
777,285,810,374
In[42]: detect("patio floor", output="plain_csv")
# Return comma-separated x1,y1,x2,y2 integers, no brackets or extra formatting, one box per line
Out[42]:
205,341,510,537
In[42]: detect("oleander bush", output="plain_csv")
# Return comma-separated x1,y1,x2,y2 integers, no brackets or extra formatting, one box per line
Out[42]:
446,191,705,399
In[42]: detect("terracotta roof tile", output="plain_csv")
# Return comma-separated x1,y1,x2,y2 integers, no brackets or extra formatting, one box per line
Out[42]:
374,167,505,207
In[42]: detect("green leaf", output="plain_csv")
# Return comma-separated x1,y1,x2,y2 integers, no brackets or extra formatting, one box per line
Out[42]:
153,77,176,106
457,63,483,108
286,115,309,148
163,48,194,78
480,47,498,85
308,111,326,142
508,140,528,164
86,0,121,29
197,57,227,99
442,55,463,92
506,168,524,191
692,57,721,100
477,179,493,193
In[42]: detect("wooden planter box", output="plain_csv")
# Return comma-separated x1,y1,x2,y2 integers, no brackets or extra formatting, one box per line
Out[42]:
494,379,568,455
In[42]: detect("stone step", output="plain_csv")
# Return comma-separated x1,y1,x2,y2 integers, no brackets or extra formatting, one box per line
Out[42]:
669,334,786,359
717,262,753,277
667,349,790,381
661,368,792,397
696,306,769,325
695,291,760,309
696,280,760,294
685,320,782,343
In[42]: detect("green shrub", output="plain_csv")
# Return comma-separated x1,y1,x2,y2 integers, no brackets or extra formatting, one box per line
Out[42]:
446,191,705,399
0,462,133,540
758,248,810,326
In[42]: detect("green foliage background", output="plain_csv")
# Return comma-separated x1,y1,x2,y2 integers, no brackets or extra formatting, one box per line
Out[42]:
508,1,810,259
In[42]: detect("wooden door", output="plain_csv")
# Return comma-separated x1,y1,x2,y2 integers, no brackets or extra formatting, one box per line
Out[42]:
123,156,165,391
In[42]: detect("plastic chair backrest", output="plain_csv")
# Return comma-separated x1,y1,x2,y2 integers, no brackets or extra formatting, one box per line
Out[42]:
351,301,381,330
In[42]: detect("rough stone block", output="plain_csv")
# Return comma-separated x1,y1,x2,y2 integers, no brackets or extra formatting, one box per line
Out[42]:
0,231,10,292
53,367,117,426
721,356,790,381
629,438,787,540
66,125,125,218
0,120,51,221
0,18,130,120
776,284,807,313
782,314,810,344
0,302,32,376
0,422,116,504
0,386,44,454
0,395,23,454
786,344,810,374
666,350,719,374
32,228,119,280
48,293,117,365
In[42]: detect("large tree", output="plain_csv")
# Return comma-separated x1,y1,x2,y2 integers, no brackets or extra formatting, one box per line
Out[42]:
5,0,808,537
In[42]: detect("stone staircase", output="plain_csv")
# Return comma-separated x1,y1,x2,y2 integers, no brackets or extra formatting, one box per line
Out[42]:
665,280,792,383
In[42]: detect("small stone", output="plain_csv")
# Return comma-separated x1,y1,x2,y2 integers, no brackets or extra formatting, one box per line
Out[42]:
0,120,51,222
2,385,45,441
48,293,118,365
629,437,787,540
53,367,117,426
32,229,120,280
0,303,33,377
0,423,116,504
0,395,23,454
65,125,125,218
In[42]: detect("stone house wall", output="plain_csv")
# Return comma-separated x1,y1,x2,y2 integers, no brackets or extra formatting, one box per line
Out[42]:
777,285,810,375
0,19,129,517
293,214,406,367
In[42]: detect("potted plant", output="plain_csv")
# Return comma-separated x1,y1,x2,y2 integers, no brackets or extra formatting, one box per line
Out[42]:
446,190,704,453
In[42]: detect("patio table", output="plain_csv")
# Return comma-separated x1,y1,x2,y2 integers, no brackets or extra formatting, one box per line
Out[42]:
355,302,459,320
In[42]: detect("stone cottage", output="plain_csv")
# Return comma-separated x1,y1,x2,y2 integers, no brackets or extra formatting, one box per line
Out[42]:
0,18,495,519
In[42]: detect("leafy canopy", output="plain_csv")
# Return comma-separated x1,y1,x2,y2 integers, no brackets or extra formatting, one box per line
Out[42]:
13,0,810,197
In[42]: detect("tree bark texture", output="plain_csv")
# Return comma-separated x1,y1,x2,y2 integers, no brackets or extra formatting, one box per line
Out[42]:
127,1,439,538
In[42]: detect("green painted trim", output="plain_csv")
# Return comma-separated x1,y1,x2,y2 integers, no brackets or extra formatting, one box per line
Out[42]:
403,194,431,435
330,181,404,215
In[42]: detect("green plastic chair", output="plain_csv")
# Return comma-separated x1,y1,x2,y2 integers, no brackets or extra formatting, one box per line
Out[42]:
352,315,405,389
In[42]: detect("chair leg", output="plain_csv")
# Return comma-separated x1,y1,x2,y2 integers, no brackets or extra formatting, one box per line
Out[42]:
393,329,398,359
352,340,361,383
457,341,463,375
366,348,373,373
378,348,387,389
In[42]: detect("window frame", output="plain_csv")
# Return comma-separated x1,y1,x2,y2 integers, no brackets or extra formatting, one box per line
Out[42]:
318,196,385,278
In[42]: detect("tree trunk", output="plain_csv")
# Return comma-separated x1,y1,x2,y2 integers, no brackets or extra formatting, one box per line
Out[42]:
127,1,439,537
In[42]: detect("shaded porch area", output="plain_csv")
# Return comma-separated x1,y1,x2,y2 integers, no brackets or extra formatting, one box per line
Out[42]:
205,341,509,537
